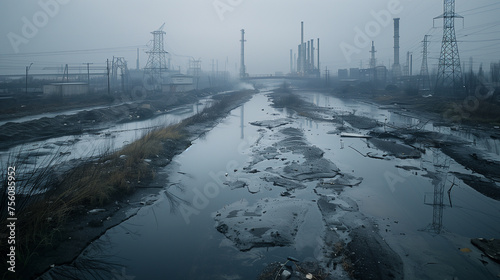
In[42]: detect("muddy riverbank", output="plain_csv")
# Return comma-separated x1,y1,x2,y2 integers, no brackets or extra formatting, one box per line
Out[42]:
0,90,218,151
1,89,255,280
291,88,500,202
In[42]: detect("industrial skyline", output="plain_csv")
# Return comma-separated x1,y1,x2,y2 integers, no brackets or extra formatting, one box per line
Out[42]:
1,0,499,77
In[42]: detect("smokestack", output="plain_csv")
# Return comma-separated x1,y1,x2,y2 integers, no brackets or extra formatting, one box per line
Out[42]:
301,21,304,47
290,49,293,74
392,18,401,77
307,40,310,72
301,21,305,74
317,38,320,77
370,41,376,69
410,53,413,76
294,53,297,73
298,44,302,74
311,39,314,70
240,29,246,78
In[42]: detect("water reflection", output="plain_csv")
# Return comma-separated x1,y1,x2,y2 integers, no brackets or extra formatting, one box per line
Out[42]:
38,234,135,280
163,183,190,214
240,105,245,139
422,149,452,234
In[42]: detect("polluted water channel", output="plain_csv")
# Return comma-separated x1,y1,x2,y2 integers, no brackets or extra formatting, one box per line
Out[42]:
38,91,318,279
0,100,210,194
38,89,500,279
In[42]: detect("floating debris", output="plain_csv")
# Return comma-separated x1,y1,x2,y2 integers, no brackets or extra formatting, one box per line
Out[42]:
340,132,372,138
471,238,500,263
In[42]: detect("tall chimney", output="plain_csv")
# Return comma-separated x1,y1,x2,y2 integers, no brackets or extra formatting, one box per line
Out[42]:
301,21,305,74
317,38,320,77
370,41,377,69
307,40,310,72
311,39,314,71
294,53,297,73
240,29,246,78
392,18,401,77
298,44,302,74
410,53,413,76
290,49,293,74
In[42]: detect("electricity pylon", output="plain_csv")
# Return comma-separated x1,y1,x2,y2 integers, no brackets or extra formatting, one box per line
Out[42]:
144,23,168,91
434,0,463,95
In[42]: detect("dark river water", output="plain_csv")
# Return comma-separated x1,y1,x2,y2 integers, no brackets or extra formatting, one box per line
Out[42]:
37,86,500,279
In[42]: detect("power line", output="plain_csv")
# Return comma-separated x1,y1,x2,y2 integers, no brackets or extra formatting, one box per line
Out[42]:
0,45,145,57
460,38,500,43
458,3,500,16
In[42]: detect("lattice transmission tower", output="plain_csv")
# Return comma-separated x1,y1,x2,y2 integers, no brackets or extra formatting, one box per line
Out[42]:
144,23,168,90
434,0,463,95
112,57,129,92
419,35,431,90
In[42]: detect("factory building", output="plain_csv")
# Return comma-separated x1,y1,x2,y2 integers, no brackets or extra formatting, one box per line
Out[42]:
163,74,195,93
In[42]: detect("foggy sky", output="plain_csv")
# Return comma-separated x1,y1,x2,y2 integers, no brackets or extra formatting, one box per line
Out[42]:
1,0,499,76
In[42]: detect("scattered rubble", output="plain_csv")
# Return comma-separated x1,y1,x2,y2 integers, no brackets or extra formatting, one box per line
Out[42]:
471,238,500,263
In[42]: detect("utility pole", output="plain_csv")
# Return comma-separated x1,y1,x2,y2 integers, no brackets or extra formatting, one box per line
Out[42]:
25,63,33,94
107,59,110,95
410,53,413,76
63,64,69,82
83,62,93,85
325,66,330,87
136,48,140,70
420,35,430,90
